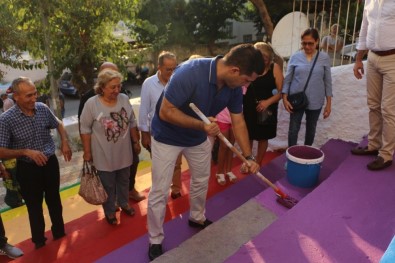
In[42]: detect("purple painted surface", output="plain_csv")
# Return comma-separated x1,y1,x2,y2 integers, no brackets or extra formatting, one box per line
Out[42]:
226,140,395,263
96,172,273,263
256,139,357,216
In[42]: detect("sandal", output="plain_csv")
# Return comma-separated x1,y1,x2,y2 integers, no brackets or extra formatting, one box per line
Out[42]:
216,174,226,185
226,172,237,183
105,214,117,225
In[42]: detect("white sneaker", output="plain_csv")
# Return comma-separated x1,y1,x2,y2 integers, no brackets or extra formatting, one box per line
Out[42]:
0,243,24,259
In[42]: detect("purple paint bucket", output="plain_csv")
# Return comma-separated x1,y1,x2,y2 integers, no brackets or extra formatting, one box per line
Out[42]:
286,145,325,188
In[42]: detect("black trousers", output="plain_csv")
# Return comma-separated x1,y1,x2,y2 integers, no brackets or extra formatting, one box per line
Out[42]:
16,155,65,244
0,215,7,247
129,145,140,191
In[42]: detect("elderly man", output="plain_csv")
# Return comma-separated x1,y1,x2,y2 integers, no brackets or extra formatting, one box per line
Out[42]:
0,77,72,249
147,44,264,260
139,51,183,199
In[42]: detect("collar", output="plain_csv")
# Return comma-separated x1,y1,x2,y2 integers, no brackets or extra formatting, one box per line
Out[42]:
15,103,37,117
209,56,223,86
156,71,167,87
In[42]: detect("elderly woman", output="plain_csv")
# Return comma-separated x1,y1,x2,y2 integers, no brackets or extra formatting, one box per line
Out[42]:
80,69,140,225
242,42,283,168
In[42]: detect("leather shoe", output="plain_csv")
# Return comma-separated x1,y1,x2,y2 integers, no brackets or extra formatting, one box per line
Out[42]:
53,233,66,240
129,190,146,202
105,214,117,225
170,192,182,199
188,219,212,229
367,156,392,171
148,244,163,261
351,146,378,156
34,241,46,250
121,205,135,216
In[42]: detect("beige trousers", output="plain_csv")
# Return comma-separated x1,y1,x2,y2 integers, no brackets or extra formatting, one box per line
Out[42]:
148,137,212,244
170,154,182,194
366,51,395,161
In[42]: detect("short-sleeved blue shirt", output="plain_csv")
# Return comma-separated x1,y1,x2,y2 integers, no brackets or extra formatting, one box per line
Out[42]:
151,57,243,147
0,102,59,162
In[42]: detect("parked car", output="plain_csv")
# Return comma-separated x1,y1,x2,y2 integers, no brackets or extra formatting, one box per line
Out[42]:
0,81,13,99
341,43,367,62
59,72,79,97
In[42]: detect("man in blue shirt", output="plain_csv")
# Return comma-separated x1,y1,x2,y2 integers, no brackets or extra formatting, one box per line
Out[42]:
0,77,72,249
148,44,264,260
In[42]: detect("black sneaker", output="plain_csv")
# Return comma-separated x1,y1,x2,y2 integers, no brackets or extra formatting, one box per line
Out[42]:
148,244,163,261
0,243,24,259
188,219,212,229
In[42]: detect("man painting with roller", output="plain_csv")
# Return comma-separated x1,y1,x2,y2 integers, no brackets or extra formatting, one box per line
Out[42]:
147,44,264,260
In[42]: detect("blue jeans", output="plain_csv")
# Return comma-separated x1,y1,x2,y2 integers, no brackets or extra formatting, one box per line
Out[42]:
288,108,322,147
98,166,130,216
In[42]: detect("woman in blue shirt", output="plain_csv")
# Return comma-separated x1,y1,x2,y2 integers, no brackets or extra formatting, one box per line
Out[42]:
282,28,333,146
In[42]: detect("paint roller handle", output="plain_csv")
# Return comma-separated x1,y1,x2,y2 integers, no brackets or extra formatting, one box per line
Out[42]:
189,103,288,198
255,172,288,198
189,103,243,158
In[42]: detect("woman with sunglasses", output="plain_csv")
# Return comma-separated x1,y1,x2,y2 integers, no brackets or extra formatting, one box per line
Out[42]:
282,28,333,147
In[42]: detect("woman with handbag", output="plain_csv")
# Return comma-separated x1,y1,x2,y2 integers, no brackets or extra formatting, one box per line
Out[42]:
282,28,333,147
242,42,283,171
80,69,141,225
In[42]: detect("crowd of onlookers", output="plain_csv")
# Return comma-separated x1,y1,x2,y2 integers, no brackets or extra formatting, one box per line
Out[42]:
0,1,394,260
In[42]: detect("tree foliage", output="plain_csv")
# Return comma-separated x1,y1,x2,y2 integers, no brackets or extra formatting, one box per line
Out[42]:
130,0,194,61
4,0,141,94
132,0,249,56
184,0,247,54
0,2,33,79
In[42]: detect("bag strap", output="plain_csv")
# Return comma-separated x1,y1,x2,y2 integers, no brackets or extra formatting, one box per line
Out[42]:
83,161,97,176
288,51,319,95
83,161,90,175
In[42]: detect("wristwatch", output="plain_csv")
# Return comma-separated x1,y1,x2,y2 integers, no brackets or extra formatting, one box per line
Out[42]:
245,155,256,162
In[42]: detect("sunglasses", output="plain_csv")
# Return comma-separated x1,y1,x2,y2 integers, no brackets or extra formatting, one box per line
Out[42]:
301,42,316,46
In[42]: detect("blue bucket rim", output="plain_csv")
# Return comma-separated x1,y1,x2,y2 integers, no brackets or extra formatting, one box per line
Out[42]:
286,145,324,165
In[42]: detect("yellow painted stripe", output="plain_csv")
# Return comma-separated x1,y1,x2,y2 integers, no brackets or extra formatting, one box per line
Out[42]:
2,160,152,222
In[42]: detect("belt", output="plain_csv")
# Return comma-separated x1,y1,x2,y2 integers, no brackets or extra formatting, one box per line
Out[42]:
371,49,395,56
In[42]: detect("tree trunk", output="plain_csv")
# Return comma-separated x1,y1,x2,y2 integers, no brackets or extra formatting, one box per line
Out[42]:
38,1,61,119
249,0,274,42
72,58,95,96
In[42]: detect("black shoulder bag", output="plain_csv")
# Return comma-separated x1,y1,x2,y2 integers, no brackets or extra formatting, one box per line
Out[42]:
287,51,319,111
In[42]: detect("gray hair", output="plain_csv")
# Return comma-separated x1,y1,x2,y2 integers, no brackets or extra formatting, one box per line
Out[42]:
158,51,177,66
94,69,123,95
11,77,35,94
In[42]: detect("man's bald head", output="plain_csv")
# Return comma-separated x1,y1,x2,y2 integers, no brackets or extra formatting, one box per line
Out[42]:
99,62,119,72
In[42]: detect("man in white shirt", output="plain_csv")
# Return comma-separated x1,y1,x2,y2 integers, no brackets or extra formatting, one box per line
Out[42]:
1,94,14,112
139,51,183,199
351,0,395,171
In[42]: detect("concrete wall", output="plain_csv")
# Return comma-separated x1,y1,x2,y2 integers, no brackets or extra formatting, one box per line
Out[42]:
270,62,368,150
0,64,48,82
